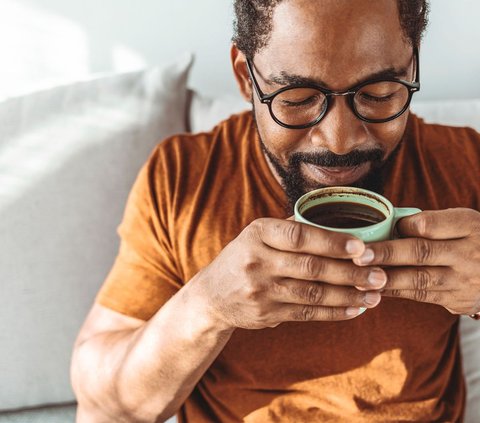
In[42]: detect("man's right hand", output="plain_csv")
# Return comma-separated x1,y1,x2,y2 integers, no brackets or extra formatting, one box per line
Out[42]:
194,217,387,330
72,217,388,422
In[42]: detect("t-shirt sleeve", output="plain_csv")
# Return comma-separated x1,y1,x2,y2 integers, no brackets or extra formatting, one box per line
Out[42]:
95,146,182,321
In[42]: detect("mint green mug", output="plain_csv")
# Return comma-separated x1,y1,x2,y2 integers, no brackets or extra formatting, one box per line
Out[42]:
294,187,421,242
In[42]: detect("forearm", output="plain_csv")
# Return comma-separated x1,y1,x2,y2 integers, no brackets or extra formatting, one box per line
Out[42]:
72,275,234,422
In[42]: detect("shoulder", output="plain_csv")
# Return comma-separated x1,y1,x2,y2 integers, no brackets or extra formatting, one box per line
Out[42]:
405,114,480,208
149,110,253,170
138,111,254,209
410,113,480,153
408,114,480,169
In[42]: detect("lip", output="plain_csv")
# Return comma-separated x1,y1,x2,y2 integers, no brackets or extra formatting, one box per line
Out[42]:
304,162,371,186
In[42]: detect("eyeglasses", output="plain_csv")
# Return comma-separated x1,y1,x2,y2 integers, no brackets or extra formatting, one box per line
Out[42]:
246,48,420,129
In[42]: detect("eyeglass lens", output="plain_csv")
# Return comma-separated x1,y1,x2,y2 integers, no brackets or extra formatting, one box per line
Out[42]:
270,81,410,126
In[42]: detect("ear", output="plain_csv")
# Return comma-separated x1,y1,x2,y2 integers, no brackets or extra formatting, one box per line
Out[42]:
231,44,252,102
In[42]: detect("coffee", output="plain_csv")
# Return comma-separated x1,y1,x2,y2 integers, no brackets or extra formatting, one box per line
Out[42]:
295,187,420,241
302,201,386,229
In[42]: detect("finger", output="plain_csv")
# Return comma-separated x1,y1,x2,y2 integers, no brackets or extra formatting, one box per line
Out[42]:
397,208,479,240
273,279,382,308
252,218,366,259
282,304,368,322
382,289,445,306
352,238,454,267
383,266,454,291
275,252,387,290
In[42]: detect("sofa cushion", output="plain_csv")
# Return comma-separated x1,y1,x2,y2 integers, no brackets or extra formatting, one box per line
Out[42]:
0,403,177,423
0,403,76,423
188,89,250,133
0,54,192,410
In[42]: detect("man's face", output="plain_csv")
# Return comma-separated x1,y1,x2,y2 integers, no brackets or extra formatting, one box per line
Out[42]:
234,0,415,209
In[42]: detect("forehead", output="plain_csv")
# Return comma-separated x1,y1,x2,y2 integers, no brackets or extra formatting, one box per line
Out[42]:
255,0,412,88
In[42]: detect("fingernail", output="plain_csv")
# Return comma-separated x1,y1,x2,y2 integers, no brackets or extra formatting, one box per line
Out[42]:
364,291,381,306
356,248,374,265
368,268,387,288
346,240,364,255
346,307,367,317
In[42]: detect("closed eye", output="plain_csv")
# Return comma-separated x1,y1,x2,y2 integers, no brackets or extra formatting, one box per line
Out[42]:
359,92,396,103
281,96,318,107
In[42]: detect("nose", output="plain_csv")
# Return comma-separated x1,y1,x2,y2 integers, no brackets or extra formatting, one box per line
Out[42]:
309,96,369,155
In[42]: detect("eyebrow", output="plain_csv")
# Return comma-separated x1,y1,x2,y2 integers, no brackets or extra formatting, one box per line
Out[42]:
265,66,411,88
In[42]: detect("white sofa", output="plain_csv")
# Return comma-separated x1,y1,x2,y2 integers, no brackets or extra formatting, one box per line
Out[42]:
1,55,479,422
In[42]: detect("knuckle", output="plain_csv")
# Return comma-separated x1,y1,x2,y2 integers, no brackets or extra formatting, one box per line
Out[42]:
390,289,402,298
414,268,431,290
242,250,260,273
436,271,447,288
381,243,395,263
299,255,324,279
296,305,316,321
306,283,325,305
242,219,265,244
434,269,449,289
243,282,261,301
284,223,306,249
414,239,433,264
414,289,428,302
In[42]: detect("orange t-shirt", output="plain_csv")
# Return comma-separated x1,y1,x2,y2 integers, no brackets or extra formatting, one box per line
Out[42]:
97,111,480,422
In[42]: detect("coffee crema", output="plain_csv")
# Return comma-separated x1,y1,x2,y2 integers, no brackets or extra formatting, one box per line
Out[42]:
302,201,387,229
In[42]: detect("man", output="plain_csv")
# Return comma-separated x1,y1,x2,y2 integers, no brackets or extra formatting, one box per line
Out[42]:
71,0,480,421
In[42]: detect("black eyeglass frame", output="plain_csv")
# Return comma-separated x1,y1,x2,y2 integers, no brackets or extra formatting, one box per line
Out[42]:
246,48,420,129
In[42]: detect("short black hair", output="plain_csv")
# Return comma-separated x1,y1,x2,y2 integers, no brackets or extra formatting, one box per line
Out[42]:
233,0,430,59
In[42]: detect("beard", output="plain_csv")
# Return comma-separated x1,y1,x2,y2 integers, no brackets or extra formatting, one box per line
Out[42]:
252,106,402,214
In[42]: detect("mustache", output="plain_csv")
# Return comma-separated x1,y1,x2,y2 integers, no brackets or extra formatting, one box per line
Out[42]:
289,148,385,168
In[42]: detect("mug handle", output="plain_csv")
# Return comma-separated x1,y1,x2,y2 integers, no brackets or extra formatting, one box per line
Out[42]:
392,207,422,239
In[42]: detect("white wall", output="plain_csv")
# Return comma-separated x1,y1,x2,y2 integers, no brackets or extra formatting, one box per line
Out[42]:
0,0,479,101
420,0,480,100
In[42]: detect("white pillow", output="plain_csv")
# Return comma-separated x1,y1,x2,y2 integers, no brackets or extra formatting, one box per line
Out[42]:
189,89,250,133
0,53,192,411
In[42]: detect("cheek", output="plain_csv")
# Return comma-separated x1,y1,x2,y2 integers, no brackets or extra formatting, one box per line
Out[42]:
368,112,409,154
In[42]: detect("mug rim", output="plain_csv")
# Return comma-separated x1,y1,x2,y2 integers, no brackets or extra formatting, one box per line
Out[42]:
294,186,394,232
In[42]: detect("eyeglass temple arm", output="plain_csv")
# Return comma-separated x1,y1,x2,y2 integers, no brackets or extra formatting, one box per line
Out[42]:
413,47,421,89
245,58,267,100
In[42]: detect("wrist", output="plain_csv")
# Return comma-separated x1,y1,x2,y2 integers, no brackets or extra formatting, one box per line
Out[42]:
183,272,236,336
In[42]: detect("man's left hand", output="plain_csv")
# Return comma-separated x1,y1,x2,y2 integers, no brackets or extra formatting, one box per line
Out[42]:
353,208,480,315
